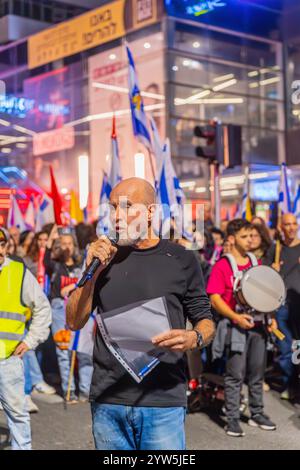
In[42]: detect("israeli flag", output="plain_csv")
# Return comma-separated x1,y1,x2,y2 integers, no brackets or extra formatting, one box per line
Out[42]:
161,141,192,240
97,173,112,236
150,116,176,206
110,116,122,189
35,193,54,232
25,196,36,230
126,45,152,151
293,184,300,237
97,118,122,236
150,116,164,188
240,167,252,222
278,163,292,214
69,313,96,357
150,117,191,240
7,195,27,232
156,146,172,237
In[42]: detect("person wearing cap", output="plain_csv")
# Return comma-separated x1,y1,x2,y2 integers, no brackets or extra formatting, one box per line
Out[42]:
0,227,52,450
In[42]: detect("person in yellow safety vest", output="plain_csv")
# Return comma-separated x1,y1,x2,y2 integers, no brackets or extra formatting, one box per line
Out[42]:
0,227,52,450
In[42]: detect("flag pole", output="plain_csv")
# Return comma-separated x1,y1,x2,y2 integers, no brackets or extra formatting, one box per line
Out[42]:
147,148,156,183
245,164,250,195
65,320,80,406
214,164,221,228
66,350,76,404
275,164,285,266
275,204,282,266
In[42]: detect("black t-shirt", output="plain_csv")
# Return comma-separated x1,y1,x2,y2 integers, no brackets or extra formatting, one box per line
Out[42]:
44,248,82,300
90,239,212,407
264,242,300,298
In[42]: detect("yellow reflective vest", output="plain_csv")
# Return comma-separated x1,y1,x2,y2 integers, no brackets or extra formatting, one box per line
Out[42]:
0,260,29,359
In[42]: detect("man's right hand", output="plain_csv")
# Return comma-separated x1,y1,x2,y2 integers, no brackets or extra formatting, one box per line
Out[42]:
86,236,118,269
236,313,254,330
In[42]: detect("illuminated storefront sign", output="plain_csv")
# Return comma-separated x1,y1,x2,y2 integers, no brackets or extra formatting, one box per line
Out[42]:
28,0,160,69
164,0,281,39
133,0,158,28
0,94,70,118
251,179,280,202
37,103,70,116
0,95,35,117
186,0,227,17
28,0,125,69
33,126,75,156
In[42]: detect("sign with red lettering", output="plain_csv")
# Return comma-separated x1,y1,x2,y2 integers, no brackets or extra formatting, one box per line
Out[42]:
33,126,75,156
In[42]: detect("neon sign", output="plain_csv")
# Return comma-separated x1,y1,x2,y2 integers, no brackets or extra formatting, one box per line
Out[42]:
0,94,70,118
0,95,35,117
38,103,70,116
186,0,227,17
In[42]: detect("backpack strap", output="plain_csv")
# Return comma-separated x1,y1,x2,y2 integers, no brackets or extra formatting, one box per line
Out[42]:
246,252,258,267
223,254,242,292
223,252,258,292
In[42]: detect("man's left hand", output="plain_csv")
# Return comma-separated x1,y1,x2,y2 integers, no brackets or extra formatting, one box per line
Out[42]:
267,318,278,334
152,329,197,352
14,342,29,358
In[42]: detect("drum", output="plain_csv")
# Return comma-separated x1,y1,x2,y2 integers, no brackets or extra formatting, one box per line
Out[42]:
235,265,286,313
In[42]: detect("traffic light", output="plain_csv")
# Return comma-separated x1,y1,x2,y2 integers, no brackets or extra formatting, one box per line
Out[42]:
194,122,222,162
223,124,242,168
194,122,242,168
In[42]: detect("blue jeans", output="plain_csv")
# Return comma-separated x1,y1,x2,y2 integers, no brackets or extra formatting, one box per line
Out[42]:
56,349,93,395
91,403,186,450
23,353,32,395
77,352,93,395
276,304,293,387
0,356,31,450
51,298,93,395
23,350,44,395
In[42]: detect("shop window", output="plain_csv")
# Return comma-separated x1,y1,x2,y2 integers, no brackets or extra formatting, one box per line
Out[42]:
32,2,41,21
247,97,284,131
174,23,279,68
243,127,283,165
170,83,248,126
169,116,283,166
171,54,283,101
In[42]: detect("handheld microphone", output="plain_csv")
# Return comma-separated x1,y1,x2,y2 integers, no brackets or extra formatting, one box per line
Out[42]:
76,233,119,288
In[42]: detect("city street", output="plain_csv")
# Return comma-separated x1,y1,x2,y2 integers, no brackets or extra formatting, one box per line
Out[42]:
1,391,299,450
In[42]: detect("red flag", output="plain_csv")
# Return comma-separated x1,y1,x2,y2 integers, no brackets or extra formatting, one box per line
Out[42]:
111,114,116,138
49,166,63,225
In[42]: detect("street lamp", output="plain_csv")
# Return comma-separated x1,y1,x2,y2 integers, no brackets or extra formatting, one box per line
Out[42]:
78,154,89,210
134,152,145,179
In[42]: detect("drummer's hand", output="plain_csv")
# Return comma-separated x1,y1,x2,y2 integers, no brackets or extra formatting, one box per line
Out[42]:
267,318,278,334
236,314,254,330
271,261,283,273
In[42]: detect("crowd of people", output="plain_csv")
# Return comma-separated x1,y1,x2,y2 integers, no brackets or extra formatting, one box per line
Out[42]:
174,211,300,435
5,222,97,403
0,190,300,449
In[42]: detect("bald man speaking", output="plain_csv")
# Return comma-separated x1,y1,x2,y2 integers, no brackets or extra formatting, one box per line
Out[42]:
67,178,214,450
